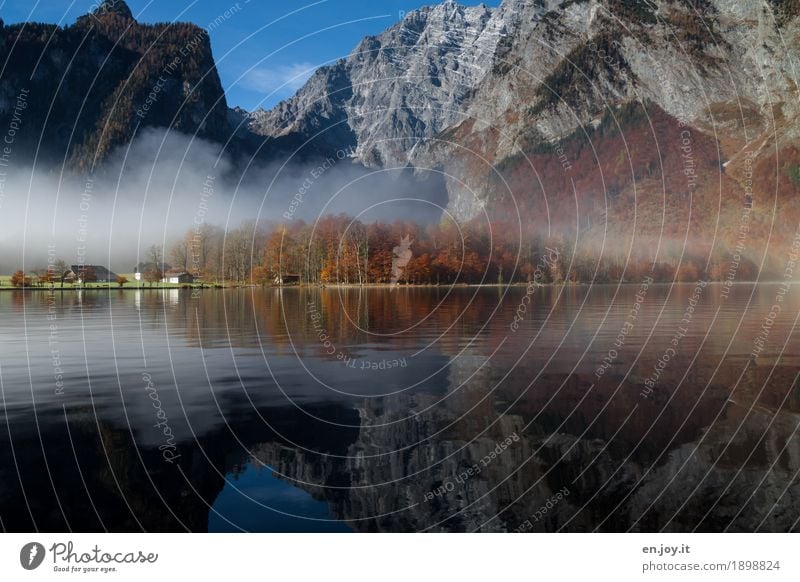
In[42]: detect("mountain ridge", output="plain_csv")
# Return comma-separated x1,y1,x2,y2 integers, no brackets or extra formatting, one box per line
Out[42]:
0,1,231,171
243,0,799,233
1,0,798,275
242,0,506,167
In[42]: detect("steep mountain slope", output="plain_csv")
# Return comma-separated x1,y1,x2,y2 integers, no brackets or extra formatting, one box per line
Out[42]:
248,0,799,273
244,0,507,167
425,0,800,275
1,0,797,276
0,0,230,171
432,0,800,218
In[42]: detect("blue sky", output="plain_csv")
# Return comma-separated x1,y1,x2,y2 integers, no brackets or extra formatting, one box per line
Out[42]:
0,0,501,110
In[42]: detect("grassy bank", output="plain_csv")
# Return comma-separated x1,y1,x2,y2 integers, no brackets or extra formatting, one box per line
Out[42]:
0,273,206,291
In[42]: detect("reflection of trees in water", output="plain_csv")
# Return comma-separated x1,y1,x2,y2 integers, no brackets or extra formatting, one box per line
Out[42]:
170,288,501,350
3,286,800,531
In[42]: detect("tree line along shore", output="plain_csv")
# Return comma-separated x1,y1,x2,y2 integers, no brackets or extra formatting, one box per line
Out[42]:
2,214,765,290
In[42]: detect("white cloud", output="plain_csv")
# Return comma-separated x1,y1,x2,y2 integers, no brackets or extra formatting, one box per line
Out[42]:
241,62,317,95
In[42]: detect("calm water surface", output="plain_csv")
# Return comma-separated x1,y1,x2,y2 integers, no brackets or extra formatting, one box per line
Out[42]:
1,284,799,532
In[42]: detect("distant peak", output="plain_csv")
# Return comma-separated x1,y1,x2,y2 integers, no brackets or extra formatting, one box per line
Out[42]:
92,0,134,20
439,0,461,10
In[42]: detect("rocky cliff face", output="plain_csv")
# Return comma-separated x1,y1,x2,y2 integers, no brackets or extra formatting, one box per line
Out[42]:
0,0,230,172
245,0,800,269
430,0,800,220
3,0,798,266
244,0,507,167
248,363,800,532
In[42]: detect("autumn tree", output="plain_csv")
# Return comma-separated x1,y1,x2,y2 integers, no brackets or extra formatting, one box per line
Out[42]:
250,266,270,287
148,245,164,270
79,266,98,284
187,223,219,281
10,270,30,287
32,267,54,287
169,239,190,272
143,267,162,286
264,226,291,283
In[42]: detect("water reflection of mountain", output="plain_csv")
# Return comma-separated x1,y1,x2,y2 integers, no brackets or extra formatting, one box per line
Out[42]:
0,401,359,532
2,286,799,531
245,363,800,532
2,365,798,532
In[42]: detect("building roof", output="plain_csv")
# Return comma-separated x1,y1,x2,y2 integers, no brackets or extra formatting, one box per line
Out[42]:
70,265,119,280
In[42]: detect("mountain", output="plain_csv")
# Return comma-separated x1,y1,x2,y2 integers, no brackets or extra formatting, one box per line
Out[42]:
427,0,800,219
0,0,230,171
243,0,506,167
246,0,800,273
2,0,798,274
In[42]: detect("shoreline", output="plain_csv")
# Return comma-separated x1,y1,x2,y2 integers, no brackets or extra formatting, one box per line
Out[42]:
0,280,779,292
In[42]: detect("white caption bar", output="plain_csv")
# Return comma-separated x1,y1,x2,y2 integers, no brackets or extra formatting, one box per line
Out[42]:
1,534,797,581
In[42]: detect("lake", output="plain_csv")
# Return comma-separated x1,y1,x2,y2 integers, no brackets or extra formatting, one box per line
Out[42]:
1,283,799,532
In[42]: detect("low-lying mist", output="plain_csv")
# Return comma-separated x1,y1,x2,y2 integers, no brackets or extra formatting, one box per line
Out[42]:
0,128,449,273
